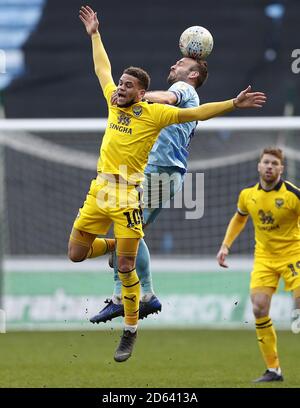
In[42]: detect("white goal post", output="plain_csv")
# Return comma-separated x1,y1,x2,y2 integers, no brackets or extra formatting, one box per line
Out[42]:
1,117,300,131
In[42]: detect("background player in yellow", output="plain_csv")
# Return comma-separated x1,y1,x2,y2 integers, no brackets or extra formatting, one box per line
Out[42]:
217,147,300,382
69,5,266,363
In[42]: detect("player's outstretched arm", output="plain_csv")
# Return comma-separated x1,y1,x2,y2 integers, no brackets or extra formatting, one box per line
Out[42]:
110,89,178,106
79,5,113,90
217,212,248,268
177,86,266,123
178,99,234,122
233,86,266,108
144,91,178,105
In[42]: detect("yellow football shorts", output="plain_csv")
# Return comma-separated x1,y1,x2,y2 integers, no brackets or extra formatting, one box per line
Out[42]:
251,255,300,292
73,175,144,239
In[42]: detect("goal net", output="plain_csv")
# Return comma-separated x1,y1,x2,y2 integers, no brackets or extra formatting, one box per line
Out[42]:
1,117,300,258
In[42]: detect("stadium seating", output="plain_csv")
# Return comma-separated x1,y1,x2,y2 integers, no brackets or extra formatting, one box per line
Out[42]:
3,0,300,117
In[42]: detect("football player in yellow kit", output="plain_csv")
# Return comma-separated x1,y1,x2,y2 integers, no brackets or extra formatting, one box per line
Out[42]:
69,5,266,363
217,147,300,382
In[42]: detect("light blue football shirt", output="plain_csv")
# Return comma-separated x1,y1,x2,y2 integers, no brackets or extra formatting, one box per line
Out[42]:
146,81,199,173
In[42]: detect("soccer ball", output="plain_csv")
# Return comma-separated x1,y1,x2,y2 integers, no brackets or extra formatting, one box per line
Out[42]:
179,26,214,60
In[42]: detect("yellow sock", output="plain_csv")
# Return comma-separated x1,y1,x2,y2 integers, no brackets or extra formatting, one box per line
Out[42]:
255,316,279,369
118,268,140,326
87,238,115,258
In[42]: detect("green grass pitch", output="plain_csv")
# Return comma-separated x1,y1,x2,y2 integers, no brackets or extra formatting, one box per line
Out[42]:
0,329,299,388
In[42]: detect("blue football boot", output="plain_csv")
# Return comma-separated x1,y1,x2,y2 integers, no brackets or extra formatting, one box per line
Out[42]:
139,295,162,320
90,298,124,324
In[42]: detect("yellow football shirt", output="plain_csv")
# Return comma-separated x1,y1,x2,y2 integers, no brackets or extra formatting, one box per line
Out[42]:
237,179,300,257
97,82,179,184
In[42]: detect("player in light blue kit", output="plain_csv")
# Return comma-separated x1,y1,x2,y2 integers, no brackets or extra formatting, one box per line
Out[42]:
90,57,207,323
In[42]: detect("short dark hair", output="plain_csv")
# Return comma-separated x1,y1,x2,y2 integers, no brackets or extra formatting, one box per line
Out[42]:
260,147,284,164
190,60,208,89
123,66,150,90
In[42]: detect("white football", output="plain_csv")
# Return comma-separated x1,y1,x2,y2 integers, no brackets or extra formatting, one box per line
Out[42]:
179,26,214,60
